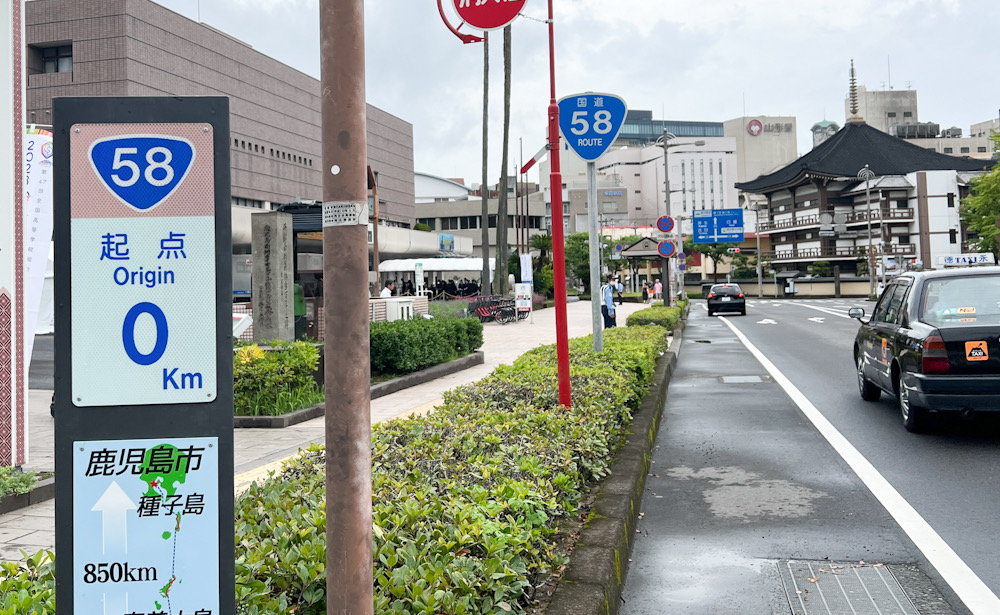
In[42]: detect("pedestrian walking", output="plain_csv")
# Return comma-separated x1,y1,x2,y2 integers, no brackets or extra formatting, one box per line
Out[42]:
601,274,617,329
653,279,662,300
641,282,649,303
380,280,395,298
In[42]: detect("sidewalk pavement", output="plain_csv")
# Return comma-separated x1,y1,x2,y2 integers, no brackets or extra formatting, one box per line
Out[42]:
3,299,650,561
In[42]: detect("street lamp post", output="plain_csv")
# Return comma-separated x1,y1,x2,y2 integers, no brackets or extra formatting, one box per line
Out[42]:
661,131,704,306
858,164,876,297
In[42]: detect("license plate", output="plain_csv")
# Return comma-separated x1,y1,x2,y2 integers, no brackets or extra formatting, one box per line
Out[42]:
721,297,731,302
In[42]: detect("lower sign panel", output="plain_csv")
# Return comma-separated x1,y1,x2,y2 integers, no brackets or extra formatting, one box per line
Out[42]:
74,437,220,615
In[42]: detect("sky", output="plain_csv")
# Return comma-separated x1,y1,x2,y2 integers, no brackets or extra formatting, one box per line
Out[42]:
155,0,1000,186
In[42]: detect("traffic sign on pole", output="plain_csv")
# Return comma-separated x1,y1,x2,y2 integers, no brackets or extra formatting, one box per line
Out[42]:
656,215,675,233
54,97,235,615
657,240,677,258
453,0,527,31
693,208,745,244
557,93,627,161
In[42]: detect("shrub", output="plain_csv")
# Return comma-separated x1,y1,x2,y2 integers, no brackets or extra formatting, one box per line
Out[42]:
370,317,483,377
625,304,685,329
234,341,321,417
0,467,35,498
3,326,670,615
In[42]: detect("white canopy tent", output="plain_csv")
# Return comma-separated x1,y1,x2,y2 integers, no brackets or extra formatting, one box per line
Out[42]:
378,257,495,274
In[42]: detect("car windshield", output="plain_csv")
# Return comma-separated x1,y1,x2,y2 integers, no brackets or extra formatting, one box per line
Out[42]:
711,285,742,296
919,273,1000,327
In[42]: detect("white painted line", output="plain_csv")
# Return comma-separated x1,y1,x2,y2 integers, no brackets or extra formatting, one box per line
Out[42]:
719,316,1000,614
786,301,854,319
807,317,826,323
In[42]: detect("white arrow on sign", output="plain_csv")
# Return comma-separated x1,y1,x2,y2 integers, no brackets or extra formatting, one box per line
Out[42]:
808,317,826,323
103,591,129,615
92,480,137,554
757,318,778,325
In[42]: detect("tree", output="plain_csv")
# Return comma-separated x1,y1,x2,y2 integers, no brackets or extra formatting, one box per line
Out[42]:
413,222,432,232
684,239,738,282
730,253,756,279
529,234,552,267
809,260,831,277
494,24,513,295
479,32,490,296
856,246,870,276
564,232,591,288
960,133,1000,259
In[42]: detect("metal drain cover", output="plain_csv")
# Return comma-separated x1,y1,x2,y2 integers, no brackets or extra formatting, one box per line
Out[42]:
778,560,918,614
720,375,766,384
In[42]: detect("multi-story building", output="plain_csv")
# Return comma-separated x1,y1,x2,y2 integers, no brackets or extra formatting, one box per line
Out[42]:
25,0,416,225
843,84,997,161
736,120,992,275
614,110,723,147
723,116,799,184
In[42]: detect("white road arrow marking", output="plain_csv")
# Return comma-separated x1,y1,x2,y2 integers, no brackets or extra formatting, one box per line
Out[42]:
92,480,137,554
808,317,826,323
757,318,778,325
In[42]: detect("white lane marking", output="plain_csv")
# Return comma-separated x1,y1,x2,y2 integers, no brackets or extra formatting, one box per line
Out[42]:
757,318,778,325
786,302,855,319
718,316,1000,614
808,317,826,324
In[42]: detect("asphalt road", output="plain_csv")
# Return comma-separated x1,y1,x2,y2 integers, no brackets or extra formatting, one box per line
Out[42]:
621,297,999,614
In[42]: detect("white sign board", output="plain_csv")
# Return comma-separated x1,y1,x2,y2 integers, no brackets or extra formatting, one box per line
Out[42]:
74,437,219,614
23,126,54,359
71,124,217,406
515,282,533,311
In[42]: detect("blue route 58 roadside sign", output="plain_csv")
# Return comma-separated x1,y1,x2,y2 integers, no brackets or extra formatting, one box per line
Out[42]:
558,93,627,161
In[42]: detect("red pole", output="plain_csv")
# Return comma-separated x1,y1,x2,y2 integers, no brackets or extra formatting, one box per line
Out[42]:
547,0,571,407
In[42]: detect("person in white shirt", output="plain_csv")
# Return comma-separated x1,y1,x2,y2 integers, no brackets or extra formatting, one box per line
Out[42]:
380,280,395,298
601,274,617,328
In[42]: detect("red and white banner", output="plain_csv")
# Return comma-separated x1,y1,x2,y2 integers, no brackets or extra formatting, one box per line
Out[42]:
520,144,547,175
1,0,27,467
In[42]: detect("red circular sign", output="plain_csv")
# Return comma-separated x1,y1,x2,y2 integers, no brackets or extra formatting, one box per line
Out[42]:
656,216,675,233
747,119,763,136
657,241,676,258
453,0,527,31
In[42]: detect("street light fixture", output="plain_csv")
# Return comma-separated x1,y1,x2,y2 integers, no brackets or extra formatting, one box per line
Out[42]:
661,131,705,306
858,164,876,297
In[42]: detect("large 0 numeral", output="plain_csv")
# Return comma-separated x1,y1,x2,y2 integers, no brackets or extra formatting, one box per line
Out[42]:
122,302,169,366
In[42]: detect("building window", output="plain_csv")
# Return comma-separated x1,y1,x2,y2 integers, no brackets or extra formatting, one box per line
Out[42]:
960,147,970,154
603,201,617,211
887,112,897,118
39,44,73,73
943,147,953,154
978,146,988,153
947,193,955,208
903,111,912,118
440,217,459,230
949,229,958,244
416,218,436,230
899,235,910,244
460,215,478,230
895,199,908,208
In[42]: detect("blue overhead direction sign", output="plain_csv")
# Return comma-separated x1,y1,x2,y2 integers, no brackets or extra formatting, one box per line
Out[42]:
693,208,745,244
557,93,627,161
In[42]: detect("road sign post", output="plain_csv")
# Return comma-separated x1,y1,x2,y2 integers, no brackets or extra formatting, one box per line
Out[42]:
558,92,626,352
54,97,234,615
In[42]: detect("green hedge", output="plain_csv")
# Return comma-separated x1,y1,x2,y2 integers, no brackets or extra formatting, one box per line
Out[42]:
370,317,483,376
1,326,668,615
233,341,322,417
625,300,687,329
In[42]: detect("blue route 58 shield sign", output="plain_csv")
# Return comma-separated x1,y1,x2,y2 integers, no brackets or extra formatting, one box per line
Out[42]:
558,93,627,161
89,136,195,212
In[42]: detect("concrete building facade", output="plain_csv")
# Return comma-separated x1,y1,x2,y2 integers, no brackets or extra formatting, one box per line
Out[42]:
723,116,799,184
25,0,416,225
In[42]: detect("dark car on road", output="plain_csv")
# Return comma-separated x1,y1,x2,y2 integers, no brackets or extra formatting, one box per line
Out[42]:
706,283,746,317
849,267,1000,432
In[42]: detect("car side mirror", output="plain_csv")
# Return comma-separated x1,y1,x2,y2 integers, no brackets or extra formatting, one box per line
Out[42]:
848,308,865,320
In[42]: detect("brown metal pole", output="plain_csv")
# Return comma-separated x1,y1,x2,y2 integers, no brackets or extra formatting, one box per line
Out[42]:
320,1,373,613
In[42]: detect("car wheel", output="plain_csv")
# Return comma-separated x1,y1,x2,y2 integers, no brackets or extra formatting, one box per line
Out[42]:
740,308,746,316
856,355,880,401
897,373,929,433
707,309,714,317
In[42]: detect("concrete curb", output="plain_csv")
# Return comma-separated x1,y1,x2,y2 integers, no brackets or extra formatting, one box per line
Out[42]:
545,307,688,615
0,477,55,515
232,351,485,428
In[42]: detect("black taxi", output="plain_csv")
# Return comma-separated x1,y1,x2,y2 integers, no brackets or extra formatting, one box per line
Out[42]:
848,267,1000,432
